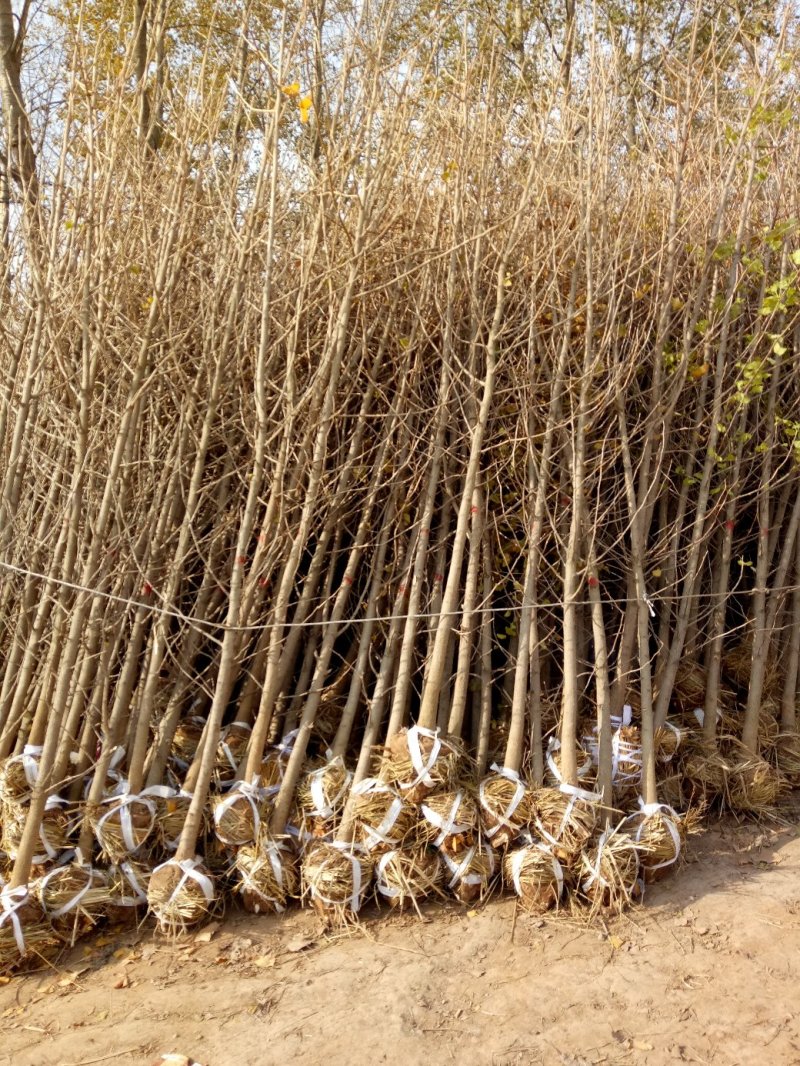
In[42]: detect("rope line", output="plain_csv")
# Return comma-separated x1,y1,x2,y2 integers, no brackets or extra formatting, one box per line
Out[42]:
1,558,796,635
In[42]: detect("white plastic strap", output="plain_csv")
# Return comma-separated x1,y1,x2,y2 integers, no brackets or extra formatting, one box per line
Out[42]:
632,800,682,871
547,737,592,783
510,845,564,900
33,795,69,863
97,793,156,854
658,721,682,761
352,778,406,848
311,843,364,913
213,778,265,841
400,725,443,792
39,866,100,919
421,790,471,847
218,723,252,775
536,783,601,848
308,756,352,819
611,729,643,784
240,841,287,912
152,857,215,903
141,784,177,800
277,729,300,758
376,851,401,899
581,828,611,891
118,862,147,906
0,886,29,955
479,764,527,839
21,744,43,788
441,843,493,889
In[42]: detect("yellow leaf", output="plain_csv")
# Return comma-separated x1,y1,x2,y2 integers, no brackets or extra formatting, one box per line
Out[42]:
281,81,300,97
299,96,313,123
608,935,624,950
633,1041,654,1052
466,909,478,918
671,297,684,312
689,362,709,380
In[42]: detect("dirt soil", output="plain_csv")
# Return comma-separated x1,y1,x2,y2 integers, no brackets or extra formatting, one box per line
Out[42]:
3,815,800,1066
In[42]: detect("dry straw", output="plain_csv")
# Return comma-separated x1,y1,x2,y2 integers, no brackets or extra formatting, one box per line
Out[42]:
534,785,600,867
302,842,374,923
580,828,642,912
235,835,299,914
36,863,109,942
478,767,535,848
440,841,497,904
503,839,564,914
419,788,479,852
375,846,444,914
351,778,417,852
148,858,216,935
382,727,466,803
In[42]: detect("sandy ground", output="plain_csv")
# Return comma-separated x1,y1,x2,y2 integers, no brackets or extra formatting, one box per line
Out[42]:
3,815,800,1066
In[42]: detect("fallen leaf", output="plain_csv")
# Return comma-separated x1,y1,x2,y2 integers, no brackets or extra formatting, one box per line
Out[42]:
608,935,624,950
285,935,314,953
466,909,478,918
113,975,130,990
194,921,221,944
254,955,276,969
633,1041,654,1051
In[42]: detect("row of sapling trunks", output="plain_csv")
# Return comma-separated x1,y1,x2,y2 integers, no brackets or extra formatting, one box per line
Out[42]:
1,2,800,972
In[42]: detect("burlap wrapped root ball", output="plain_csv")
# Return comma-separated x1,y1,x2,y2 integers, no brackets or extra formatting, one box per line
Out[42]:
620,803,691,883
301,841,374,922
774,732,800,787
545,738,594,787
419,788,479,853
724,740,787,813
533,784,600,868
0,749,40,805
440,841,497,904
611,725,644,808
212,781,271,847
36,863,110,941
382,726,466,803
503,840,564,914
351,778,417,852
681,739,729,804
673,660,707,711
2,796,73,866
375,846,443,914
655,722,684,764
91,793,156,863
107,860,152,909
235,834,299,914
147,858,217,935
213,722,252,788
170,715,206,769
580,828,641,911
296,756,352,839
152,790,202,852
478,767,535,849
0,885,57,975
